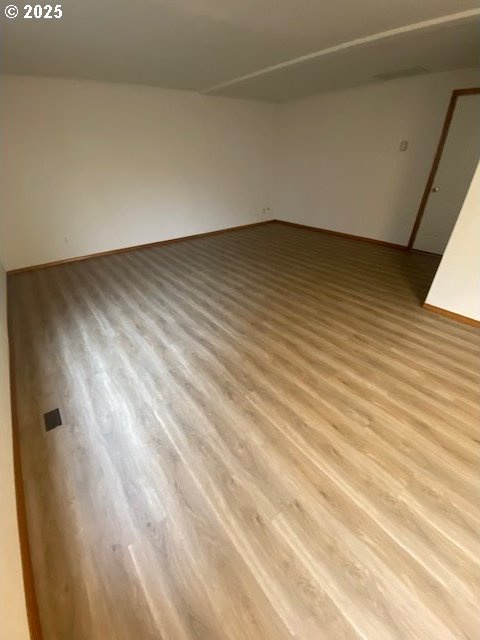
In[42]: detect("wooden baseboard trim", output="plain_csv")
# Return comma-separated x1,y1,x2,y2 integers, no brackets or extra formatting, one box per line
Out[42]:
8,219,419,275
423,303,480,328
8,219,418,275
410,248,442,257
7,300,44,639
7,220,275,275
272,220,407,250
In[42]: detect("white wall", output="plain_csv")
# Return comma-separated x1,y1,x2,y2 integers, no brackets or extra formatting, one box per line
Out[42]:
2,69,479,269
425,161,480,321
0,260,30,639
0,76,277,270
276,68,479,245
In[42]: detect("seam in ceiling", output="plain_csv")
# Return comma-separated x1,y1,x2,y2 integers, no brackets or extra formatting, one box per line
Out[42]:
201,9,480,95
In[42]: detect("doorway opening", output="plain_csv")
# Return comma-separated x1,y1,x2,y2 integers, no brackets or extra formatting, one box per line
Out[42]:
408,88,480,255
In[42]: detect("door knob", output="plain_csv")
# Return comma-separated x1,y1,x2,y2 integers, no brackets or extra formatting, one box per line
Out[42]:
432,186,439,192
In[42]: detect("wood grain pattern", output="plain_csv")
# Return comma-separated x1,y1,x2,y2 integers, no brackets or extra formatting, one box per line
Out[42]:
8,222,480,640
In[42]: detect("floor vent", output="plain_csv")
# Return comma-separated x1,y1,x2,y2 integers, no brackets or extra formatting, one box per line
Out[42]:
44,408,62,431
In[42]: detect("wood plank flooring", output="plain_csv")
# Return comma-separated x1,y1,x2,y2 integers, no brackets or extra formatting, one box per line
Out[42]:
8,222,480,640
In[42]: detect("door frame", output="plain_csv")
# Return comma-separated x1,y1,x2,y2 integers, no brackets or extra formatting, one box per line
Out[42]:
407,87,480,250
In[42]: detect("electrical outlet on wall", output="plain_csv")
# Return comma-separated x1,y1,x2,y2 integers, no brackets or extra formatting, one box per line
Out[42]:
262,207,272,215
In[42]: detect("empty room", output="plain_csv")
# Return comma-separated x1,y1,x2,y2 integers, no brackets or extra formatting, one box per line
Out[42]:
1,2,479,639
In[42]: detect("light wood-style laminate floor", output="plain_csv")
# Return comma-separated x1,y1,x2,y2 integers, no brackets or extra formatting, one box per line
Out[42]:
9,223,480,640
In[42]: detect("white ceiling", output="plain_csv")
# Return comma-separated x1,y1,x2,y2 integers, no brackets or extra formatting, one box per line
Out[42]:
1,0,479,101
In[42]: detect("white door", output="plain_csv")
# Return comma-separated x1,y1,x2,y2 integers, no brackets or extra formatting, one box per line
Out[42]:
414,94,480,254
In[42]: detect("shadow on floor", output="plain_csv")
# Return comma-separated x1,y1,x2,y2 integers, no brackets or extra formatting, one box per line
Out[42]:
395,250,442,305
